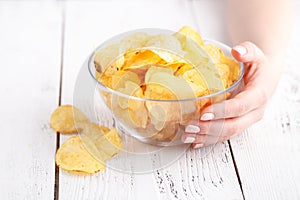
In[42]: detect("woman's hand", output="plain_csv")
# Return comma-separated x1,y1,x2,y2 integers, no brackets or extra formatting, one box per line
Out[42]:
182,41,282,148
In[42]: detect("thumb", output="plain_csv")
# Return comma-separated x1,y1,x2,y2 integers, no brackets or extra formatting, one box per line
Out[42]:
231,41,265,64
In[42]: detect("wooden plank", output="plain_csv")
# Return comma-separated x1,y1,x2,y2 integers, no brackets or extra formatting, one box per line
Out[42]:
58,0,243,199
229,2,300,199
0,2,62,199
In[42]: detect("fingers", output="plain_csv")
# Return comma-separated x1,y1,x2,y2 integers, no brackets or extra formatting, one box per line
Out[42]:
231,41,266,64
182,107,265,147
191,136,221,149
201,85,267,120
198,42,268,121
204,107,264,137
182,134,221,148
182,41,269,149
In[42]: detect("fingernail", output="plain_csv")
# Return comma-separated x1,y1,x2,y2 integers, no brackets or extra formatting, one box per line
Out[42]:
184,136,195,143
233,45,247,56
185,125,200,133
201,113,215,121
194,143,204,149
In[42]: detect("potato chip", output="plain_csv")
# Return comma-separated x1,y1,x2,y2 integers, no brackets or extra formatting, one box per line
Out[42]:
150,49,186,63
146,100,183,126
96,33,153,73
165,62,186,73
80,122,105,140
174,26,204,47
121,50,162,70
178,112,200,127
144,66,174,84
196,98,211,113
182,38,209,66
99,90,113,109
81,123,122,161
145,34,184,55
145,80,198,126
187,81,208,97
145,66,195,100
114,80,148,128
144,80,182,125
119,32,151,52
179,99,199,116
116,81,140,109
99,125,110,134
148,103,167,131
203,44,223,63
96,128,122,157
151,123,178,142
80,133,107,161
111,71,140,89
94,43,122,73
144,83,177,100
55,136,105,174
136,123,160,138
221,55,240,82
112,105,138,128
174,27,208,67
181,69,208,96
215,63,230,87
128,106,148,129
101,64,120,76
98,73,113,89
195,63,226,92
80,124,111,161
127,88,148,128
150,131,164,141
127,68,148,83
148,104,167,122
50,105,88,134
146,71,197,100
175,63,193,76
151,117,166,131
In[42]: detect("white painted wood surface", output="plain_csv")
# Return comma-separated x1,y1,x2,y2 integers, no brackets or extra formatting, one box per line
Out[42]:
0,0,299,199
0,2,62,200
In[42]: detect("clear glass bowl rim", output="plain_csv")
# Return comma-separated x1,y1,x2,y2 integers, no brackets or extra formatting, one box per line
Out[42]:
88,38,245,103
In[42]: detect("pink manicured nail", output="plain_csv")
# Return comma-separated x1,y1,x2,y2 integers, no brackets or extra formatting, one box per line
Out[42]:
201,113,215,121
233,45,247,56
194,143,204,149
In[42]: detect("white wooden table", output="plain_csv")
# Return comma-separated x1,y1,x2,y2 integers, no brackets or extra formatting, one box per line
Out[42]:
1,1,299,199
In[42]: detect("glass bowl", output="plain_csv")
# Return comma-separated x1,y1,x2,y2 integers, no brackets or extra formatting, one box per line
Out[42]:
88,31,244,146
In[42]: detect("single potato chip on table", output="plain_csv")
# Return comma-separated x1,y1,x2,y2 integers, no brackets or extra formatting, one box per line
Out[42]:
50,105,88,134
55,136,105,174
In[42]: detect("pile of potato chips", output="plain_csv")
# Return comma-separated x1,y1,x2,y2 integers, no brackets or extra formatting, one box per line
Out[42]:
50,105,122,174
94,26,240,144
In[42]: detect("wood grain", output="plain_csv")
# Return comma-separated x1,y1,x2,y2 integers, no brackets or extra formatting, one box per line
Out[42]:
0,2,62,199
57,1,242,199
